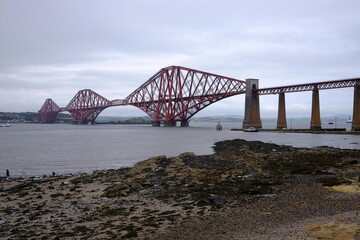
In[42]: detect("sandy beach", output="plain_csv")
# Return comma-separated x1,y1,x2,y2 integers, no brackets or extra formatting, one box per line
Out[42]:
1,139,359,239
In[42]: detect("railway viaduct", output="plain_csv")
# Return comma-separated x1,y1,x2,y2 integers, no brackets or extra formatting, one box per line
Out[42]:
39,66,360,131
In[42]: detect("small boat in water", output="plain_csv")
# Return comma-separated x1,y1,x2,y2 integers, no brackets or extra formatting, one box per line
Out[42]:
346,116,352,123
0,122,11,127
244,127,258,132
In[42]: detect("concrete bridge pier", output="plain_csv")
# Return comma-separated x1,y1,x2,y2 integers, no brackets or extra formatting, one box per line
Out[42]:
352,86,360,131
152,121,161,127
163,121,177,127
243,79,262,129
277,93,287,129
310,89,322,130
180,120,189,127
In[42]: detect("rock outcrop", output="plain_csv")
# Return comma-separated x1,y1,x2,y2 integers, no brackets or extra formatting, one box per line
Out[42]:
1,139,359,239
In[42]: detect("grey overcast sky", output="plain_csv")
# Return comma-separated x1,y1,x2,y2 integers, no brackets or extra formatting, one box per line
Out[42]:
0,0,359,118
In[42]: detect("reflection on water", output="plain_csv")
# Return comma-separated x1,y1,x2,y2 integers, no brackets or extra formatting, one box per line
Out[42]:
0,123,358,176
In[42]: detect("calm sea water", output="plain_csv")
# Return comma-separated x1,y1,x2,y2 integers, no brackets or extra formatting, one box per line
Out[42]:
0,122,359,177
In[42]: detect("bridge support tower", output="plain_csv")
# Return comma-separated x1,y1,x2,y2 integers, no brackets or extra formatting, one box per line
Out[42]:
352,86,360,131
164,121,177,127
243,79,262,129
310,89,321,130
277,93,287,129
152,121,161,127
180,120,189,127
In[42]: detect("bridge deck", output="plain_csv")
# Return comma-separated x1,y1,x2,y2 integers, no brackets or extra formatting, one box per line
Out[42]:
38,66,360,128
256,78,360,95
111,99,127,106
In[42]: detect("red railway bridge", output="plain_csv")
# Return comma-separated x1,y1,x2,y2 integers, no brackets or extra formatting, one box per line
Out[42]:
39,65,360,131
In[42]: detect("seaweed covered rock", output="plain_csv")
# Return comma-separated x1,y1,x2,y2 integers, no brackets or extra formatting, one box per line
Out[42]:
103,139,360,208
1,139,360,240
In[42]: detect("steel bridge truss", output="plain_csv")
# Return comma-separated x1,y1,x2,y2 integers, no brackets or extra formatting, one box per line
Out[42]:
39,98,61,123
66,89,112,123
256,78,360,95
39,65,359,125
125,66,246,122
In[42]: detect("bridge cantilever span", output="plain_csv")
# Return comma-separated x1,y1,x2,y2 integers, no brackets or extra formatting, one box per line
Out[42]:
125,66,246,126
38,66,246,125
38,66,360,131
65,89,112,124
39,98,61,123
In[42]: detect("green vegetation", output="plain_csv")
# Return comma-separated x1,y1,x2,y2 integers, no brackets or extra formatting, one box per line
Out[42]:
0,112,72,123
0,112,39,122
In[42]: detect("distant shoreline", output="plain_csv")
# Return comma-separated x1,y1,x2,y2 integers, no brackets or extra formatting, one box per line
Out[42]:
232,128,360,135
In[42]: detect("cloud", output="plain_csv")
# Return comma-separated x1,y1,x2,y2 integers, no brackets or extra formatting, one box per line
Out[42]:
22,52,190,75
0,0,359,118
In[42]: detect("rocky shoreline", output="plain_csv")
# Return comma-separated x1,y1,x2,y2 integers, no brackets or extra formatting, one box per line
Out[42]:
1,139,360,239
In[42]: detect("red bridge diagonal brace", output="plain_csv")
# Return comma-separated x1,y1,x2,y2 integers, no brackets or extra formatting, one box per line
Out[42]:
39,98,60,123
38,66,360,130
65,89,112,124
125,66,246,124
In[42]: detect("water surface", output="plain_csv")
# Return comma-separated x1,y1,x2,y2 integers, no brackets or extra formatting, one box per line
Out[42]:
0,123,359,176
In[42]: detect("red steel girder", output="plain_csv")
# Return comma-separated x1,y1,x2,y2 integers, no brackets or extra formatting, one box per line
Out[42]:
39,98,60,123
39,66,360,124
256,78,360,95
125,66,246,122
66,89,111,123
